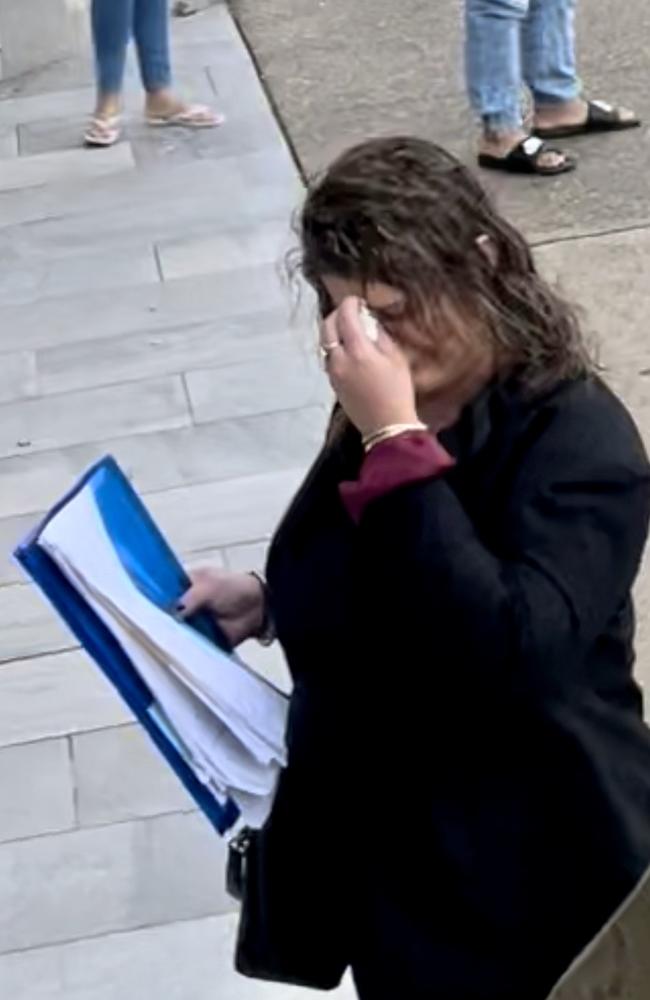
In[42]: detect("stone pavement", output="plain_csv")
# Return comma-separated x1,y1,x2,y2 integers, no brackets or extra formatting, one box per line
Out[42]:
0,5,354,997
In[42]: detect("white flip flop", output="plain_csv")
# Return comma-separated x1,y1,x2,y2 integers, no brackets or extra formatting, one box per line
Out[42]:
145,104,225,129
84,115,122,148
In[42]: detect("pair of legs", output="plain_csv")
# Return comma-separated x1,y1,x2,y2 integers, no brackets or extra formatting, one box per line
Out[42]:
465,0,637,173
87,0,221,145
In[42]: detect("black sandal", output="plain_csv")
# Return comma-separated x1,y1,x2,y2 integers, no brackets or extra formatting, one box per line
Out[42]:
478,136,576,176
536,100,641,139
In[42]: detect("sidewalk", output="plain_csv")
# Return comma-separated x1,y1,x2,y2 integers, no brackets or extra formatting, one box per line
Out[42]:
0,5,354,997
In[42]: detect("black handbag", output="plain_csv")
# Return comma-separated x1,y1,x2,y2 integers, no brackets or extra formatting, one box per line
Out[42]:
226,825,348,990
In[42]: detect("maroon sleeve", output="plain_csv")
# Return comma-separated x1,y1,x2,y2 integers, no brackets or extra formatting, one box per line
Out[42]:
339,431,455,524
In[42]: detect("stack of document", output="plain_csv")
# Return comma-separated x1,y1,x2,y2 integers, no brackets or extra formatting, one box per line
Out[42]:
15,458,288,834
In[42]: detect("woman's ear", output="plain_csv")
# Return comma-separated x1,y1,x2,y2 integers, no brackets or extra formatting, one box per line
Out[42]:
476,234,498,268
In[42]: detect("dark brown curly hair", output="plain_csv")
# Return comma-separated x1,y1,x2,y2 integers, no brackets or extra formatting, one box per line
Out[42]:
295,136,591,393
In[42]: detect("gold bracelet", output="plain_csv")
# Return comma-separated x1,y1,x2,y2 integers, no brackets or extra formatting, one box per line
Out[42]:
362,421,428,453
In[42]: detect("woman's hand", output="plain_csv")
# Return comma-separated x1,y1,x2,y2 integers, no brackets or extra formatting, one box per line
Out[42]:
321,297,419,437
179,568,265,647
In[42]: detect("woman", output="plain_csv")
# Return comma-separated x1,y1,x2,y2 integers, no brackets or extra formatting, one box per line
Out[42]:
182,138,650,998
466,0,640,175
85,0,223,147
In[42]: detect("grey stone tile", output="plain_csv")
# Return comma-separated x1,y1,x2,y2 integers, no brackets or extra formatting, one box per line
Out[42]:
0,85,95,129
0,511,39,585
183,549,226,573
0,650,131,748
0,241,158,307
0,54,95,101
0,350,37,404
0,376,191,459
33,307,299,395
0,264,290,350
0,0,86,82
239,638,292,695
130,108,284,168
186,350,330,423
157,219,291,281
0,126,18,158
0,738,75,843
0,148,301,232
148,468,304,554
73,725,193,827
0,583,76,664
0,811,232,954
535,229,650,378
0,142,135,195
207,48,282,120
0,406,326,520
0,912,359,1000
223,540,270,573
173,3,242,45
17,114,95,157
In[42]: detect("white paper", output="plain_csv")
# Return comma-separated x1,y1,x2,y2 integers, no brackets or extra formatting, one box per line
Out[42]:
39,486,287,827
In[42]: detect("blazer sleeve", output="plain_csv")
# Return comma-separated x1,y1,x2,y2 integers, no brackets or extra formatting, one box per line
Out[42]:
355,388,650,698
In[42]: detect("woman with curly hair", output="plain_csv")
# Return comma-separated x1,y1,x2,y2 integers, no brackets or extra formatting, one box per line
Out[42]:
183,137,650,999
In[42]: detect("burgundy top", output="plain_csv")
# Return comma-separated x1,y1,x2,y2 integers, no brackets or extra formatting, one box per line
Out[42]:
339,431,455,524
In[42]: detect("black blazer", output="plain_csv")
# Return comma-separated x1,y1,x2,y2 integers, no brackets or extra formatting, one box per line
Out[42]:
263,376,650,1000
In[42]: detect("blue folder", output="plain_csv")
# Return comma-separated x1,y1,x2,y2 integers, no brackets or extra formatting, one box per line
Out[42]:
14,455,241,835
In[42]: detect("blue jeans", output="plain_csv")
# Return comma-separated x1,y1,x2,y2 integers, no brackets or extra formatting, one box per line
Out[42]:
91,0,172,95
466,0,580,134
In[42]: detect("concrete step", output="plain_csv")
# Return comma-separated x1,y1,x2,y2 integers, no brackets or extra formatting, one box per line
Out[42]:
0,911,359,999
0,406,325,522
0,264,291,352
0,810,232,954
0,141,135,194
0,149,302,249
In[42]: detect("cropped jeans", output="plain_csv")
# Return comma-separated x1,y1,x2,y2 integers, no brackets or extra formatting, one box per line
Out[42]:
466,0,580,133
91,0,172,95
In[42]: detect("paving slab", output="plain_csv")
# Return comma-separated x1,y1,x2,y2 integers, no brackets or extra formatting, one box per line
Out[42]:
157,219,292,282
73,724,194,827
0,810,231,954
0,737,75,843
148,467,304,554
0,125,18,158
0,913,359,1000
0,511,43,585
186,350,328,423
0,651,130,748
0,141,135,194
0,147,300,232
0,350,36,404
0,582,76,663
0,240,158,308
0,407,326,520
0,265,290,351
33,310,298,396
0,375,191,459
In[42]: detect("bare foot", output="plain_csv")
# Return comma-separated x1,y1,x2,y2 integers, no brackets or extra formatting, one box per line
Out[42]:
94,94,121,120
145,89,224,127
535,97,637,131
479,130,569,171
145,89,189,118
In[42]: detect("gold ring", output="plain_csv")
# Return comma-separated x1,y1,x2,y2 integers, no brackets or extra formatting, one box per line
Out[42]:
320,340,341,362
